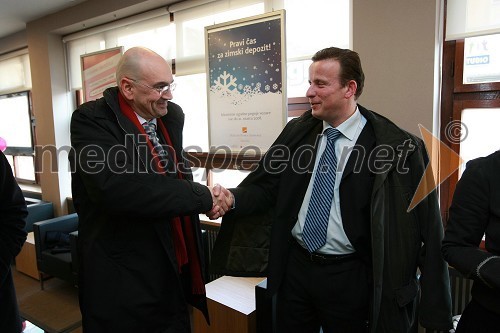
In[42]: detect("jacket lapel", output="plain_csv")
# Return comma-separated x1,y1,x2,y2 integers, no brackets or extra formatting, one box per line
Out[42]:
105,89,156,173
341,121,376,180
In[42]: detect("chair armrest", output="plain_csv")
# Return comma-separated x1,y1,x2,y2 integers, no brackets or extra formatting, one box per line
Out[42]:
33,213,79,269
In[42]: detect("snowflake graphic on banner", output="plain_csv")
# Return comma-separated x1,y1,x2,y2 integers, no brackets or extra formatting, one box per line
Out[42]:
213,71,238,92
211,70,273,106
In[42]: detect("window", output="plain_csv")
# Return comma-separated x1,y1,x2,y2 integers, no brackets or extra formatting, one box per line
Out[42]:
283,0,350,97
173,73,209,150
440,33,500,223
0,51,36,183
459,107,500,175
0,92,36,182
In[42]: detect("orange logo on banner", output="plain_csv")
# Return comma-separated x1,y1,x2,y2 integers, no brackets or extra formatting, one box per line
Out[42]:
242,127,247,133
407,124,465,212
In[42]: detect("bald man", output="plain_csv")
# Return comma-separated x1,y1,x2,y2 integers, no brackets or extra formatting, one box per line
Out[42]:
70,47,229,332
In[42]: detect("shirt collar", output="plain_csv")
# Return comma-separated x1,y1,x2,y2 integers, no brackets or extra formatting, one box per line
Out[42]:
322,106,361,141
135,113,157,126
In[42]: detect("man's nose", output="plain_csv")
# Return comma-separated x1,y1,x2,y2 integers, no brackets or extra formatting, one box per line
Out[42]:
306,85,315,97
160,90,173,100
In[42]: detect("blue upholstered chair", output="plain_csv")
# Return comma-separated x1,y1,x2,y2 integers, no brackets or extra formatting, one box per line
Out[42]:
33,213,79,289
25,201,54,233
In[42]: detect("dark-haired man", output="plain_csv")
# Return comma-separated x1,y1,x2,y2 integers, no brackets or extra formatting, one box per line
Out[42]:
210,47,452,333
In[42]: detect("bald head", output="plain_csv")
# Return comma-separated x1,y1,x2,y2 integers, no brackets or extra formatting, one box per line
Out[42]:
116,47,174,120
116,47,169,86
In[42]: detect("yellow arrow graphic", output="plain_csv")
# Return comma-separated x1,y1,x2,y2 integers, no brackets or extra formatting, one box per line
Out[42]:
407,124,465,212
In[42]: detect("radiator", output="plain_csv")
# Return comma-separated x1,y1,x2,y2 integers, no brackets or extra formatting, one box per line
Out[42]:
419,266,473,333
201,222,222,283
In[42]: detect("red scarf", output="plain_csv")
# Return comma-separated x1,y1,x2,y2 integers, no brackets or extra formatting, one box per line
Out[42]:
118,93,206,295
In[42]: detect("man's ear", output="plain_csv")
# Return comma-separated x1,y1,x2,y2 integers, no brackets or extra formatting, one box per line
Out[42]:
344,80,357,99
119,78,134,100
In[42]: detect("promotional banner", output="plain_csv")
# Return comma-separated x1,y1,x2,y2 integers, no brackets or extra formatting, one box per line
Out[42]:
206,11,286,153
81,46,123,102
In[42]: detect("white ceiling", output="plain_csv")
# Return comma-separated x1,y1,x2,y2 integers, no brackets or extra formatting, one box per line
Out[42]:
0,0,87,39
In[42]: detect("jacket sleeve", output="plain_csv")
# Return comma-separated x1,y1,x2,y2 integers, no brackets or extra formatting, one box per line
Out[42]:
0,151,28,284
442,158,500,290
70,104,213,219
211,116,307,276
413,140,453,330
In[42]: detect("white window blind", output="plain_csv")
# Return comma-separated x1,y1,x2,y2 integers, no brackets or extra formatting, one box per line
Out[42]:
0,52,32,95
174,0,265,76
283,0,350,60
446,0,500,40
282,0,351,98
65,15,174,90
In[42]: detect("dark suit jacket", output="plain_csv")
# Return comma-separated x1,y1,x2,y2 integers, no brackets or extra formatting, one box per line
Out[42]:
70,87,213,332
211,105,452,332
442,151,500,314
0,151,27,333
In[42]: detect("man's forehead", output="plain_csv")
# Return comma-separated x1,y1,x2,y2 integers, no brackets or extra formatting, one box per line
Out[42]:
141,64,172,82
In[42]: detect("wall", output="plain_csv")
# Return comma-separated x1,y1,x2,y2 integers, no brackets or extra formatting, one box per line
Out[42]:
0,0,442,215
353,0,440,136
0,31,27,55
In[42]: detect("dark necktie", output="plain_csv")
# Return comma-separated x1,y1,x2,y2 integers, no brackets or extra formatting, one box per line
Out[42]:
142,121,170,171
302,127,342,252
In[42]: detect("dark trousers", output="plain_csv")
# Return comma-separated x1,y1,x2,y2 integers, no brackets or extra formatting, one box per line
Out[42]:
455,299,500,333
276,244,370,333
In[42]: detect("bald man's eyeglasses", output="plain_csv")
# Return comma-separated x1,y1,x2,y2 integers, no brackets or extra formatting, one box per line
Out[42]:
128,78,176,95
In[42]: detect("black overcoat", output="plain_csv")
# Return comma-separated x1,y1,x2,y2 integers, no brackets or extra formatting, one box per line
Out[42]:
211,105,453,332
70,87,212,332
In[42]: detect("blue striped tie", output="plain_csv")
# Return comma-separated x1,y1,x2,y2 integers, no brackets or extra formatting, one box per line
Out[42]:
302,127,341,253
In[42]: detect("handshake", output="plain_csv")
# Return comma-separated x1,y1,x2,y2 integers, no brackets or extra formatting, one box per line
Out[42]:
207,184,234,220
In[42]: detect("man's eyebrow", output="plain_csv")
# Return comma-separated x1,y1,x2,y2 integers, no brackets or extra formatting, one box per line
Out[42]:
154,80,174,87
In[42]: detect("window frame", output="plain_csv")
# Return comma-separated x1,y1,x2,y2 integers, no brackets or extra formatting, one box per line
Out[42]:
0,90,38,184
440,37,500,252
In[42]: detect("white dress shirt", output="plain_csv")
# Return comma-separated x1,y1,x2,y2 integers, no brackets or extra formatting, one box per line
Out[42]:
292,107,367,254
